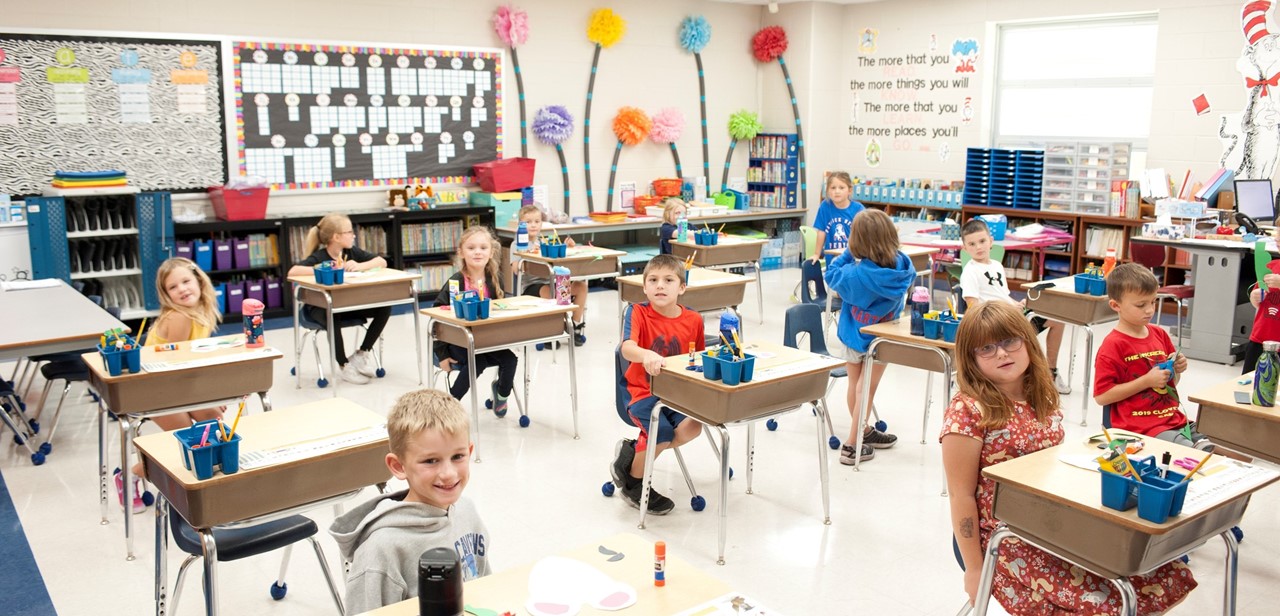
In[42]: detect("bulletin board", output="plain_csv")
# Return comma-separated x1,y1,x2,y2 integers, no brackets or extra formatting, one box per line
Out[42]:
0,31,226,196
232,40,503,191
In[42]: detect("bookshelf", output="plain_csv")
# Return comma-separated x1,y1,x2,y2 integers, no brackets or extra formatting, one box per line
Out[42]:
747,133,798,209
962,205,1144,287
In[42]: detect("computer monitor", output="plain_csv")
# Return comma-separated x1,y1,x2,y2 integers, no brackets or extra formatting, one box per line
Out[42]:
1234,178,1276,223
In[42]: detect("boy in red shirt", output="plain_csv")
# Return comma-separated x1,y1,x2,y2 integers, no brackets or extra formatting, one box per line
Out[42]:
610,254,706,515
1244,263,1280,373
1093,264,1209,450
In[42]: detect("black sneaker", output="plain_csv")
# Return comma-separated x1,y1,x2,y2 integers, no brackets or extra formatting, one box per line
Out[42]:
863,427,898,449
839,442,874,465
620,480,675,515
610,439,636,487
573,322,587,347
490,381,508,418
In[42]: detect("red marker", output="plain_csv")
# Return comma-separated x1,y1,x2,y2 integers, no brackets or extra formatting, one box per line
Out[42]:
654,541,666,587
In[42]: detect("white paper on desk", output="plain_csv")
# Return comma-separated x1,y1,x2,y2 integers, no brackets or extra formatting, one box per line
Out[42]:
672,592,780,615
526,556,636,615
190,337,245,352
1181,459,1280,515
1058,452,1102,472
1012,223,1045,238
0,278,64,291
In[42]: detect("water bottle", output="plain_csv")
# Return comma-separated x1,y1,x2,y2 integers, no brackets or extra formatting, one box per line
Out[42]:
1102,248,1117,277
417,547,463,616
1253,340,1280,407
677,216,688,243
515,221,529,252
909,286,930,336
241,298,265,348
718,309,741,353
552,266,571,305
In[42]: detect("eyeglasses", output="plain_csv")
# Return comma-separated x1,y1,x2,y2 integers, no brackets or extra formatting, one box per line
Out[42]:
973,337,1024,359
337,229,355,236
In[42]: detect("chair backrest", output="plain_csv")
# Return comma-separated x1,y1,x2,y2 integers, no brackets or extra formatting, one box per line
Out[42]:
799,226,818,261
783,304,831,356
1128,242,1166,270
616,303,638,424
958,244,1006,268
799,259,828,305
1102,404,1113,429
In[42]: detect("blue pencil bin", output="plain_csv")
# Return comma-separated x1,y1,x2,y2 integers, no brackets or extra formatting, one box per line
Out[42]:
720,357,745,385
941,318,961,343
737,353,756,383
539,243,567,258
922,315,942,340
701,352,722,380
1099,457,1189,523
458,297,490,321
314,263,345,285
695,230,719,246
175,419,242,480
97,338,141,376
1074,276,1090,293
1088,276,1107,296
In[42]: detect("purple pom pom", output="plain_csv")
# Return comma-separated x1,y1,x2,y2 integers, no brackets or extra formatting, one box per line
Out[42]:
532,105,574,145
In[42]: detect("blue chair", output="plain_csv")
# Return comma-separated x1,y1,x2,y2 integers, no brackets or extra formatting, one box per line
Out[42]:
293,309,383,388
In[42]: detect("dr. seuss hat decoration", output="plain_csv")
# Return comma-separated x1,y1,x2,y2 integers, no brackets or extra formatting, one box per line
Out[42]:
752,25,808,208
722,110,762,191
493,5,531,156
1244,1,1272,45
606,107,651,212
650,107,686,178
582,8,627,213
532,105,575,214
678,15,712,184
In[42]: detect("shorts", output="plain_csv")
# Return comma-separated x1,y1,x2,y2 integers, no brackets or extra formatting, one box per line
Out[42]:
522,282,549,298
1022,308,1048,334
1154,422,1214,452
627,395,687,451
844,347,868,364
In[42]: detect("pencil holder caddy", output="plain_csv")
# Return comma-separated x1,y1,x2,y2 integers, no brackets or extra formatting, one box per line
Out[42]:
1075,273,1105,296
1074,275,1090,293
539,243,567,258
314,262,345,285
97,337,141,376
701,351,755,385
922,312,942,340
175,419,241,480
695,230,719,246
940,316,961,343
457,297,491,321
701,352,722,380
1099,457,1189,523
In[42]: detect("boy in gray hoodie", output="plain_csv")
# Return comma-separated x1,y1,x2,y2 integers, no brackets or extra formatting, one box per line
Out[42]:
330,389,490,613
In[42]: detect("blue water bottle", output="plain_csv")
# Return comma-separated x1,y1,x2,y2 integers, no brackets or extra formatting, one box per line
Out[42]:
677,216,688,243
909,286,930,336
515,221,529,252
718,309,741,353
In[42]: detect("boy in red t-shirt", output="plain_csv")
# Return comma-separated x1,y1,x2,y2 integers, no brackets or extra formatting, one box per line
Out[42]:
1093,264,1210,450
1243,262,1280,373
610,254,706,515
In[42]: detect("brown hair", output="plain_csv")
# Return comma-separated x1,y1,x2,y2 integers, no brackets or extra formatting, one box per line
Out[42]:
455,226,505,299
954,301,1059,429
154,257,221,334
302,213,352,255
387,389,470,458
960,218,989,239
1106,262,1158,302
826,171,853,193
848,209,899,268
517,204,545,222
644,253,685,279
661,198,687,225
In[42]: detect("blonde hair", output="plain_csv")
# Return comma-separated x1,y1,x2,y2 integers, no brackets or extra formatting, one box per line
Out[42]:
954,301,1059,430
826,171,853,192
387,389,470,458
661,198,687,225
302,213,352,255
1106,262,1158,302
517,204,545,222
849,209,899,268
455,226,505,299
154,257,220,334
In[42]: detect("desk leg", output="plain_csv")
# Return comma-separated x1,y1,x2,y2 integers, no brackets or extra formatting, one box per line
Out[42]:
854,338,879,472
292,286,302,390
1066,325,1077,390
258,391,272,413
1221,528,1240,615
155,495,169,616
972,525,1011,616
753,260,764,325
1108,579,1138,616
412,292,424,386
324,293,338,398
120,414,137,560
465,329,481,462
921,372,934,445
565,315,580,439
201,529,220,616
99,400,109,525
1080,325,1093,427
745,422,755,494
713,424,730,565
637,401,661,531
814,398,832,525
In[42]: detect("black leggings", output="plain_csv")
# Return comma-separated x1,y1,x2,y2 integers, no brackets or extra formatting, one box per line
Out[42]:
306,305,392,365
443,345,517,399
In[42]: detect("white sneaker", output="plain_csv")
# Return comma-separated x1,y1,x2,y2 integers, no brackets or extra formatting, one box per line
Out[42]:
348,350,377,377
1054,372,1072,395
340,362,371,384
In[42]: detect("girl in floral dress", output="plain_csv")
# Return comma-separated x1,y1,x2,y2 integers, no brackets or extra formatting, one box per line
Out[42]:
940,301,1196,614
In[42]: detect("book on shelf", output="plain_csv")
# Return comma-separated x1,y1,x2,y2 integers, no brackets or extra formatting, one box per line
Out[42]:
1083,226,1126,259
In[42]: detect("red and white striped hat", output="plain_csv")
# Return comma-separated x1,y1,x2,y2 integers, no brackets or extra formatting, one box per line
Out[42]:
1244,1,1273,45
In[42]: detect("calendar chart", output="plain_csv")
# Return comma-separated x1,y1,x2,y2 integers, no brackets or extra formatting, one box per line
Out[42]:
233,41,502,191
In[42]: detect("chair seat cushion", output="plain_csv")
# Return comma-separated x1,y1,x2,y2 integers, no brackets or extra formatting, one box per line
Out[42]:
300,310,368,331
29,350,92,363
170,514,317,562
40,360,89,382
830,366,848,379
1157,285,1194,300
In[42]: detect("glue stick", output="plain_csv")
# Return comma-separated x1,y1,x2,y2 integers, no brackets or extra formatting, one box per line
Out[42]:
654,541,666,587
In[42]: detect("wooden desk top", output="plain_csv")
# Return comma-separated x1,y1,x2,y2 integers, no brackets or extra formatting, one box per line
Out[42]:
135,398,387,490
514,245,627,264
1188,377,1280,423
0,283,127,354
1030,275,1111,302
669,236,768,250
82,333,282,382
617,267,752,289
421,295,574,327
660,341,842,393
287,268,417,289
862,318,955,352
360,533,731,616
982,430,1280,534
824,245,939,258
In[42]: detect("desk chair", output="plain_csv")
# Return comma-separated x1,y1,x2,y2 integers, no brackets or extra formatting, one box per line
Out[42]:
164,512,344,614
294,308,385,388
1,378,43,466
429,350,530,427
790,226,826,302
1129,242,1193,347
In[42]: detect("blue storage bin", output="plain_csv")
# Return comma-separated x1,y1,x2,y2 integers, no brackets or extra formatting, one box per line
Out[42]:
175,419,242,480
193,239,213,272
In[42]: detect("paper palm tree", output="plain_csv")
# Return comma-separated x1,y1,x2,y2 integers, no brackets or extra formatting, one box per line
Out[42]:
650,107,685,177
532,105,575,215
493,5,531,157
722,110,762,191
583,8,627,213
679,16,711,186
607,107,651,212
753,26,806,208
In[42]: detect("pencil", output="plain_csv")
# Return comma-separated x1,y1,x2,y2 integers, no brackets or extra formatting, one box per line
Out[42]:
226,398,247,441
1179,453,1213,482
731,329,744,358
137,317,148,341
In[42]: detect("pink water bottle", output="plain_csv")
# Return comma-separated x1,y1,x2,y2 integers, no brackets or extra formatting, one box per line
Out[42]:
242,298,265,348
552,266,571,305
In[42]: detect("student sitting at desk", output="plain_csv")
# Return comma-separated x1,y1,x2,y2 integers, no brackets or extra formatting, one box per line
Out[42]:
658,197,687,255
433,226,518,417
287,213,391,385
330,389,490,613
611,254,705,515
516,204,588,346
942,301,1195,614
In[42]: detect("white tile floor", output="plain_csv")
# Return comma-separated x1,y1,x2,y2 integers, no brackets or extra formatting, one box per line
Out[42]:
3,268,1279,615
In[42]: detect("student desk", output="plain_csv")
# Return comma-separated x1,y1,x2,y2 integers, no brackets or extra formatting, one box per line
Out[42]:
288,268,423,394
856,318,954,473
136,398,391,616
616,268,752,339
513,244,627,289
975,431,1280,616
670,236,767,324
0,282,127,361
421,295,579,461
359,533,732,615
1024,274,1119,426
1188,376,1280,465
84,334,282,561
642,342,841,564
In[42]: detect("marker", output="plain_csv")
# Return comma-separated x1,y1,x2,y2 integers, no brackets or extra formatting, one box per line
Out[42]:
654,541,666,587
1160,452,1171,480
198,423,211,448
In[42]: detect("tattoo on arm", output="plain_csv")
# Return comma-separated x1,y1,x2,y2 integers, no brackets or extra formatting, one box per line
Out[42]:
960,517,975,539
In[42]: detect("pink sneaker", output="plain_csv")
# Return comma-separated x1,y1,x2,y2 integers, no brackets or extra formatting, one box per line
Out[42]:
113,468,147,514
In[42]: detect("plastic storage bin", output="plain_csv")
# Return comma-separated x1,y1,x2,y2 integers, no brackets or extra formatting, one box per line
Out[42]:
472,158,536,193
208,186,269,221
175,419,242,480
97,340,142,376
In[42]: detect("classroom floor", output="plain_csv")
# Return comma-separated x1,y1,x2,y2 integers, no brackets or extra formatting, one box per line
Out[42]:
3,268,1278,615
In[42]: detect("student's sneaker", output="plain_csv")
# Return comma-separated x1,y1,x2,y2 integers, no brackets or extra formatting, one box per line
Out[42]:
348,350,378,377
862,427,898,449
620,481,675,515
839,443,874,465
573,322,587,347
1053,370,1072,395
340,363,371,384
114,468,147,514
490,381,509,418
610,439,637,487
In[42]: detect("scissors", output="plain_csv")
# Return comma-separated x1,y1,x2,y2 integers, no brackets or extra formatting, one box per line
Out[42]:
1172,457,1203,475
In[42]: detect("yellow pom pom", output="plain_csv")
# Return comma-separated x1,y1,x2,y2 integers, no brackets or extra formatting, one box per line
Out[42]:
587,8,627,48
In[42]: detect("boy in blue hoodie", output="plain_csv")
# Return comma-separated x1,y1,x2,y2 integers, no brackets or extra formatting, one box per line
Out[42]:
824,209,916,464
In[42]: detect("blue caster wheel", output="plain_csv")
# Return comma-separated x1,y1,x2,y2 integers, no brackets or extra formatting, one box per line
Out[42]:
536,343,546,351
1180,554,1190,565
1231,526,1244,543
729,467,734,480
875,420,888,432
270,582,287,600
828,435,840,450
38,442,51,455
375,367,386,378
28,420,39,434
766,419,778,431
691,495,706,511
290,367,296,376
13,434,25,446
601,482,615,497
519,416,530,428
31,452,45,465
485,399,493,409
142,491,155,506
317,378,328,388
